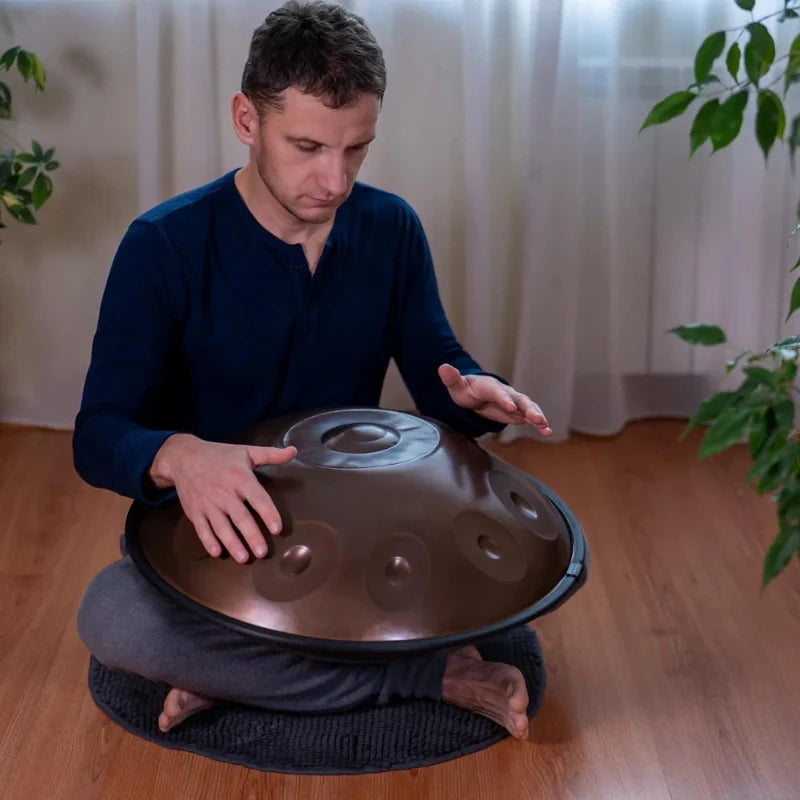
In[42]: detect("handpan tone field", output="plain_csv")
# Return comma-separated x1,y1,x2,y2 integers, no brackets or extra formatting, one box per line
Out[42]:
126,408,588,660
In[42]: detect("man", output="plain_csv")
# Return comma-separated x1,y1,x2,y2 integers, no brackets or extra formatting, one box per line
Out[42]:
74,1,551,742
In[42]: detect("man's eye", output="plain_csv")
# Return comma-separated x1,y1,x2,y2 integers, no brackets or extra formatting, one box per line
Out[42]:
296,143,319,153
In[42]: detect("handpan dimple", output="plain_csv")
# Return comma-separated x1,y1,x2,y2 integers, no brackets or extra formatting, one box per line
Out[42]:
384,555,411,584
366,533,431,611
489,470,560,540
451,512,527,583
511,492,538,520
321,423,400,454
279,545,312,576
251,521,340,603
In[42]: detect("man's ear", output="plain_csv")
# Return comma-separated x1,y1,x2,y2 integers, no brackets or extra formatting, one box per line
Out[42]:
232,92,260,146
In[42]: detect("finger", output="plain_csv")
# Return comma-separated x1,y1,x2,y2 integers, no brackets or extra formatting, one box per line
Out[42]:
510,392,550,428
206,508,250,564
247,445,297,467
472,381,519,414
242,476,284,535
437,363,463,389
473,404,528,424
226,498,269,557
192,515,222,558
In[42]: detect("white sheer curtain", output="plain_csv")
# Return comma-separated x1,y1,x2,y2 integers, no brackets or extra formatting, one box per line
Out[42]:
13,0,789,438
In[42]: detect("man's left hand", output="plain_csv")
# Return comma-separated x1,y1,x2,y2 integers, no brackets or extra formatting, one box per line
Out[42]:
438,363,552,436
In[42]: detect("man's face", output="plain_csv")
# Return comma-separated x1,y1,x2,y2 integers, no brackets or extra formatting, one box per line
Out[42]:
252,87,380,224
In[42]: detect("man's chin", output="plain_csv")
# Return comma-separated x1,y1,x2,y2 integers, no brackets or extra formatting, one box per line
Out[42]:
293,206,336,224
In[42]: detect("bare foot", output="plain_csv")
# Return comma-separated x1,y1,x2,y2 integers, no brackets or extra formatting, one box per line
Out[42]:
158,687,217,733
442,647,530,740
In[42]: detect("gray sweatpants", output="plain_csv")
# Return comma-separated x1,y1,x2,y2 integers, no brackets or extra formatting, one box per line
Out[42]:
76,556,448,712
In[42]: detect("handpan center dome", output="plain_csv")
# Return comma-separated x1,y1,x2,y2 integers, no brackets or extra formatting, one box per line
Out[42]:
321,423,400,454
283,408,440,469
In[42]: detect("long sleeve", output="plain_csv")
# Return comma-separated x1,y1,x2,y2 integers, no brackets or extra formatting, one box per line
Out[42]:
393,207,507,438
73,221,185,504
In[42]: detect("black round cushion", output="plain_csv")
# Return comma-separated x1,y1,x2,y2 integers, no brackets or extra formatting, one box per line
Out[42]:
87,626,545,775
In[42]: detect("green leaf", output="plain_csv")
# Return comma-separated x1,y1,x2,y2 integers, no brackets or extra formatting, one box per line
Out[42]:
774,397,795,429
779,357,798,384
15,153,37,164
786,34,800,96
31,140,43,159
782,9,800,20
756,90,782,159
685,391,739,434
711,91,749,151
6,204,35,224
42,148,54,163
640,91,697,132
727,42,741,82
28,53,46,91
747,419,790,483
690,99,720,156
787,275,800,321
0,81,10,117
773,335,800,348
0,46,20,72
761,90,785,138
743,365,782,391
735,0,755,9
31,173,52,209
2,188,25,210
748,408,775,460
756,442,798,494
695,32,726,85
777,483,800,522
699,407,755,458
669,323,727,345
0,158,12,186
744,23,775,85
763,523,800,586
789,114,800,171
45,160,59,171
16,166,37,188
16,50,32,82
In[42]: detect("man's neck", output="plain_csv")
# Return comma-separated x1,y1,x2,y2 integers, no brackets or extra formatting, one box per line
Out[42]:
234,164,334,256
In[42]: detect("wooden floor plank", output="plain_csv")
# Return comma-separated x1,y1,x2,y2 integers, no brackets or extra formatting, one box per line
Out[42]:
1,420,798,799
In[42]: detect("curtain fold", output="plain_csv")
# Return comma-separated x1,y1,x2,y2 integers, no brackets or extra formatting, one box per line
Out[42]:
5,0,797,435
129,0,800,442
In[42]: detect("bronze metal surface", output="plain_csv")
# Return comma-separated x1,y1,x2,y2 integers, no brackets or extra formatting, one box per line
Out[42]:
126,408,588,659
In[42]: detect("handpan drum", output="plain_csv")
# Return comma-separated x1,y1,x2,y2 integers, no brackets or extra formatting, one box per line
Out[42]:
126,408,589,661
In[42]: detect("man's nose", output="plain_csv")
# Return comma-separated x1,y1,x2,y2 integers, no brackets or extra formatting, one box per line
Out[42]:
318,154,348,198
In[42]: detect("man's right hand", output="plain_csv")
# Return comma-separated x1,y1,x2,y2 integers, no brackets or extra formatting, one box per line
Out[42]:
148,434,297,563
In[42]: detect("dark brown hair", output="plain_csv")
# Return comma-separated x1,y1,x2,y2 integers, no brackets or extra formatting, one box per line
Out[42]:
241,1,386,113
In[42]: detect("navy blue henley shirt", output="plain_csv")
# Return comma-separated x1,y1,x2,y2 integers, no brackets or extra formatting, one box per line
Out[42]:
73,170,505,504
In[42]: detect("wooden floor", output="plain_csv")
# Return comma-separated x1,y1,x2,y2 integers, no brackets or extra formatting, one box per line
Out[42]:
1,420,799,800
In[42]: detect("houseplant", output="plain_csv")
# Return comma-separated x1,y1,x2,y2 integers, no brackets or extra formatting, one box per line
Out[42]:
0,45,58,239
641,0,800,586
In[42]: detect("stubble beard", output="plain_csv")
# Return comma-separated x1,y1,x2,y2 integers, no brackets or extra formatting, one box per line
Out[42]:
254,156,337,226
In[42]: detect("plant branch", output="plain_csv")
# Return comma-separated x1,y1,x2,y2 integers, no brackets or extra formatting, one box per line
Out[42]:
724,4,800,34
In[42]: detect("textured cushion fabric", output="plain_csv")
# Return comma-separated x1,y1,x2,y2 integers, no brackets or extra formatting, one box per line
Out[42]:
87,626,545,775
